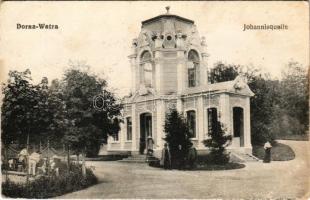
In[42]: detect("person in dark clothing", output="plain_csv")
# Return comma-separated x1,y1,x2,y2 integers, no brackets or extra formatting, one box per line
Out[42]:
187,143,197,169
146,136,154,156
139,138,146,154
176,144,185,169
161,143,171,170
263,141,272,163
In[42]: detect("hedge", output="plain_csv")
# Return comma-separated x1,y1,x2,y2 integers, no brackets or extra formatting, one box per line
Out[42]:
2,164,98,198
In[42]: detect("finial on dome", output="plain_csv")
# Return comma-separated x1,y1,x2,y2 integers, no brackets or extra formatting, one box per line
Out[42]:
165,6,170,14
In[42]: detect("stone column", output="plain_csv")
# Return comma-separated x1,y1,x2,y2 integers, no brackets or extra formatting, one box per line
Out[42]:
176,98,183,113
128,54,137,93
156,100,164,150
120,122,125,150
244,97,252,148
197,96,205,148
176,50,185,113
154,51,162,94
177,50,186,95
131,104,137,152
219,94,231,133
107,136,112,151
201,52,209,86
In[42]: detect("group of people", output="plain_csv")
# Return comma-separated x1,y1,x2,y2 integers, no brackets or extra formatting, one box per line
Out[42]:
5,148,62,176
160,140,273,168
160,142,197,170
144,136,197,170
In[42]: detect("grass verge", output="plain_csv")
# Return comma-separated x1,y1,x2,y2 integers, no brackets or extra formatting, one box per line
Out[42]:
149,154,245,171
194,162,245,170
275,134,309,141
252,142,295,161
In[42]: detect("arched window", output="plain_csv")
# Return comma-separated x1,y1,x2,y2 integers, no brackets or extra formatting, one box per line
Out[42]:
187,110,196,138
141,51,151,62
140,51,153,87
187,50,200,87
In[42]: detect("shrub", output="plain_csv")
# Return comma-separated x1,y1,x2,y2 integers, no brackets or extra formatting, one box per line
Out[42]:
2,164,98,198
203,121,232,165
163,108,192,169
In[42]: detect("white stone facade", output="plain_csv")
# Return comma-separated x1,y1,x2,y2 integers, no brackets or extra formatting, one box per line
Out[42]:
107,10,254,157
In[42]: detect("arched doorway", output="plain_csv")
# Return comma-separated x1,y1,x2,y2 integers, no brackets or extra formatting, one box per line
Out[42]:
139,113,152,154
233,107,244,147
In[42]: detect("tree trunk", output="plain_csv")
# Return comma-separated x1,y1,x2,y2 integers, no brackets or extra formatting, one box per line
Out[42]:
4,146,8,182
67,145,70,172
26,131,30,151
47,140,50,175
82,148,86,177
26,133,29,183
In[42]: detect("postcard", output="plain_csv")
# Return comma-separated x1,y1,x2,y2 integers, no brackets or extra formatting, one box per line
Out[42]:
0,1,309,199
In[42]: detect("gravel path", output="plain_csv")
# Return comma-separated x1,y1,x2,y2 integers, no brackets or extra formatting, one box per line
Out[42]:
59,140,309,199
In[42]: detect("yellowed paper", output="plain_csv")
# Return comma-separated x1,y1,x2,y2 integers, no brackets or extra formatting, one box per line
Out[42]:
0,1,309,199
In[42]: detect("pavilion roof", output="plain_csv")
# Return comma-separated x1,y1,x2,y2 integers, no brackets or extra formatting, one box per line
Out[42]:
182,76,255,97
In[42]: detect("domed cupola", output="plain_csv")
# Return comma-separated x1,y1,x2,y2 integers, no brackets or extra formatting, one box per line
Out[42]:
129,7,209,96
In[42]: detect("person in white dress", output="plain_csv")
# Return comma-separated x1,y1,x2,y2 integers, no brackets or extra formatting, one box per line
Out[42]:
28,150,41,176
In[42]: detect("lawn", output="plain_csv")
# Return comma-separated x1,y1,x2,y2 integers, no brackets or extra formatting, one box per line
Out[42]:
275,134,309,141
252,142,295,161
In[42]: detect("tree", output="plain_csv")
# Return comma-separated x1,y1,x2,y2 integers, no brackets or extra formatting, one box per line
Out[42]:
282,61,308,126
1,69,69,153
61,67,122,158
163,108,192,169
248,76,280,144
209,62,279,145
1,70,49,147
210,60,309,144
209,62,240,83
203,121,232,164
45,79,67,147
275,61,309,136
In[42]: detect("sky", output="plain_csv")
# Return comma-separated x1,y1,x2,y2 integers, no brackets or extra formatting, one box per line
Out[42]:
0,1,309,96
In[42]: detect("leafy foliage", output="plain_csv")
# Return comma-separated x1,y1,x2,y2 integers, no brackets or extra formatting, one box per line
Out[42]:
209,61,309,145
2,164,97,198
1,66,123,157
45,79,68,147
61,68,122,156
209,62,240,83
163,108,192,168
249,76,280,144
203,121,232,164
277,61,309,135
1,70,53,146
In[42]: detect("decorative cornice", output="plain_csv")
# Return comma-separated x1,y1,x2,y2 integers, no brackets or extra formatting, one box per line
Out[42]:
142,14,194,26
128,54,137,59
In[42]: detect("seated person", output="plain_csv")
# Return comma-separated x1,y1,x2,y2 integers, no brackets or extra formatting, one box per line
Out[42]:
50,156,62,176
37,158,47,175
8,159,16,170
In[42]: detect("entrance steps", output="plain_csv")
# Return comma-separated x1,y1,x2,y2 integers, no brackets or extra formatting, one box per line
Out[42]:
119,154,159,163
229,151,260,163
